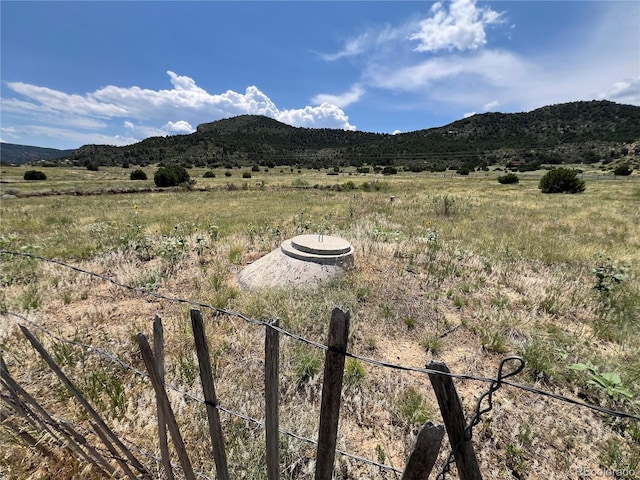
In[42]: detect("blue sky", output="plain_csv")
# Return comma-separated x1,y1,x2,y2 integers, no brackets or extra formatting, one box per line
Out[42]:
1,1,639,150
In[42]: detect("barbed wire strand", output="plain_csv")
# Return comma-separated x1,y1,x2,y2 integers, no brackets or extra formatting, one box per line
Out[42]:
2,251,638,421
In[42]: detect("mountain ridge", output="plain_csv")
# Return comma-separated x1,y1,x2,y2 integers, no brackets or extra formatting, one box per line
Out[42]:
7,100,640,169
0,143,75,165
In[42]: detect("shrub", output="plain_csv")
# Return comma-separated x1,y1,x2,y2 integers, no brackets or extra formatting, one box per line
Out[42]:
344,358,366,386
361,181,389,192
539,168,585,194
242,172,252,179
457,166,470,176
203,170,215,178
86,163,99,171
396,386,433,427
382,166,398,175
224,171,232,177
130,169,147,180
498,173,519,184
357,166,370,174
251,165,260,172
342,180,356,191
293,348,322,385
153,163,190,187
613,163,633,176
24,170,47,180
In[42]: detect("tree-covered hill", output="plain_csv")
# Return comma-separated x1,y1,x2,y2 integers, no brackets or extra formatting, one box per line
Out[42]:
60,100,640,171
0,143,74,165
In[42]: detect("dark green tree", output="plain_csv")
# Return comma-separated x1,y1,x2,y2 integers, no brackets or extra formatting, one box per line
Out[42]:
24,170,47,180
613,163,633,176
154,163,190,187
497,173,519,184
130,169,147,180
539,168,585,193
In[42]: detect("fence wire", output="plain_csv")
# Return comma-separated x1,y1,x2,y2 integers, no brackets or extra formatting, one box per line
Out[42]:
1,250,637,421
2,250,640,479
2,310,403,475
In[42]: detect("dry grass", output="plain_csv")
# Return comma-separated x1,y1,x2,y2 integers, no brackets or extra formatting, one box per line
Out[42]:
1,167,639,479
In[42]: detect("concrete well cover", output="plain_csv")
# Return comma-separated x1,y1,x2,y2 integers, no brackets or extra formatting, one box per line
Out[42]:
237,234,354,290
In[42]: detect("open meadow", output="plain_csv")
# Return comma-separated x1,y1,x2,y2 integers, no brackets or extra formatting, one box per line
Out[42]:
1,165,639,479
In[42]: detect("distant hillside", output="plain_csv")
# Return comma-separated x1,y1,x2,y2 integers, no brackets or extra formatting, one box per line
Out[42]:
0,143,75,165
62,100,640,171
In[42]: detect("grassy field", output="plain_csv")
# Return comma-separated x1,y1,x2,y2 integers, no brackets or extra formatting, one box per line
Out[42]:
1,165,639,479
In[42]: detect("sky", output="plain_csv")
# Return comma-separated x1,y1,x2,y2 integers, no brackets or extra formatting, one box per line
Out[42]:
1,1,639,150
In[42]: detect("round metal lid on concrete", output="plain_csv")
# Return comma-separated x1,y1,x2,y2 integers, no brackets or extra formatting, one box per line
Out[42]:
291,234,352,255
281,234,354,265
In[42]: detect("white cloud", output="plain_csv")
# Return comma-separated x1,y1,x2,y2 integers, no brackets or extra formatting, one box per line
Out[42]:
392,129,402,135
4,124,138,147
598,77,640,105
312,85,365,108
319,34,370,61
163,120,194,134
409,0,504,52
463,112,476,118
5,82,128,117
319,24,406,61
88,73,280,120
368,49,532,93
277,103,356,130
1,126,19,141
483,100,500,111
124,119,194,139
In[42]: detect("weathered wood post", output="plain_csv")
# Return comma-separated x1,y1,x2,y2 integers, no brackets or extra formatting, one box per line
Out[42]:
137,332,197,480
427,360,482,480
265,319,280,480
19,325,151,479
401,421,445,480
190,309,230,480
1,358,115,476
153,315,175,480
314,307,350,480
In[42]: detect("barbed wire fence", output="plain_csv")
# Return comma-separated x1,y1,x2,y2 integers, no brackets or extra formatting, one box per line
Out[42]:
1,250,639,480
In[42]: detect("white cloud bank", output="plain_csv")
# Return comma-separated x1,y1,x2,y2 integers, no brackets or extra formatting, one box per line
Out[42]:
2,71,355,147
323,0,639,123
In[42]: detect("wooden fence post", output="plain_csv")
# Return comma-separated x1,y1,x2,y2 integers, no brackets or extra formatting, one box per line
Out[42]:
314,307,350,480
401,421,445,480
427,361,482,480
153,315,175,480
1,362,115,476
136,332,197,480
18,325,151,479
190,309,230,480
2,416,52,456
265,319,280,480
89,420,139,480
59,420,118,477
